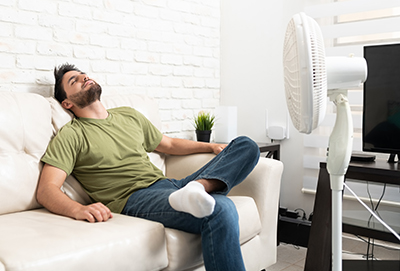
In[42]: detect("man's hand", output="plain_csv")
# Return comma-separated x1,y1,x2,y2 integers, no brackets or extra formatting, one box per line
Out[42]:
210,143,227,155
37,164,113,223
74,202,113,223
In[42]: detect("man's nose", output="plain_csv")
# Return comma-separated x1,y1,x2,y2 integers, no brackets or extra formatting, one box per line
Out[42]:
79,74,89,82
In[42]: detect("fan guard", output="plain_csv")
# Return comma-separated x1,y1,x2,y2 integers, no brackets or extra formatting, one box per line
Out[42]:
283,13,327,134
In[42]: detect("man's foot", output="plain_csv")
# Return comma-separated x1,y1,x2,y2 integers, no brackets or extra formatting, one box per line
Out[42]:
168,181,216,218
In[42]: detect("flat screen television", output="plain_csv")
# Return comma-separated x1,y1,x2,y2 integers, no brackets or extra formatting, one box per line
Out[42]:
363,43,400,162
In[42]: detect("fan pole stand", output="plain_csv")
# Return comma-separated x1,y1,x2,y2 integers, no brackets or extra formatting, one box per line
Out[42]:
327,91,353,271
330,176,344,271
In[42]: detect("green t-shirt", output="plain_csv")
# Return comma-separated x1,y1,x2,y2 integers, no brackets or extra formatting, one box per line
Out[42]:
41,107,165,213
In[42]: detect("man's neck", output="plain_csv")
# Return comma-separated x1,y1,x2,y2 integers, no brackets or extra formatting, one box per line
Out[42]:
73,101,109,119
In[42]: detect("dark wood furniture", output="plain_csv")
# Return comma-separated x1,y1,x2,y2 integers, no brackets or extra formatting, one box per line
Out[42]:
304,160,400,271
257,142,280,160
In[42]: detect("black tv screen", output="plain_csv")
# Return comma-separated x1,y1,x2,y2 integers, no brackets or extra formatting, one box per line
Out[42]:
363,43,400,157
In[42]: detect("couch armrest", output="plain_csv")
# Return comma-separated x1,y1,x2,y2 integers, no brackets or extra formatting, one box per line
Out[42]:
164,153,216,180
165,154,283,234
230,157,283,269
229,157,283,233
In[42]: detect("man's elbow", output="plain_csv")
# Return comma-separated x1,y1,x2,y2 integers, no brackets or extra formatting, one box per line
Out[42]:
36,184,45,206
36,182,53,207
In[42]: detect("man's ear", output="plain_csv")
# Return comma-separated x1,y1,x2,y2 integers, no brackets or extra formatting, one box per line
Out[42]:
61,100,73,110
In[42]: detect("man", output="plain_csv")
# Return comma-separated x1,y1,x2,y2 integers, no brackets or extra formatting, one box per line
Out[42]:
37,63,260,271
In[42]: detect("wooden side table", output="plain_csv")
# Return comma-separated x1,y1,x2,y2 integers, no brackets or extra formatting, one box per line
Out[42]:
257,142,280,160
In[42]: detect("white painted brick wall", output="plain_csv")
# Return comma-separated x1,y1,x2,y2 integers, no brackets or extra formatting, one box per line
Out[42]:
0,0,220,139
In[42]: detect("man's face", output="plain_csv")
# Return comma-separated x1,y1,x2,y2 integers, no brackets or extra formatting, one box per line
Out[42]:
62,70,102,109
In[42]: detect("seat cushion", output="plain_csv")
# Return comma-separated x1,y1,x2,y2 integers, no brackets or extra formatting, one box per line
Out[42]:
163,196,262,271
0,209,168,271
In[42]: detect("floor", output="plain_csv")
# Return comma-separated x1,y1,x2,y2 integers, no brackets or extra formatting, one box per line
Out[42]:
266,234,400,271
266,244,306,271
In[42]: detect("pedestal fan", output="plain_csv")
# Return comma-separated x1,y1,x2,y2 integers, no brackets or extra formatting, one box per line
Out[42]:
283,12,367,271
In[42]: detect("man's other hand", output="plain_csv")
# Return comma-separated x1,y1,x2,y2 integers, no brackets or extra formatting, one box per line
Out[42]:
210,143,227,155
75,202,113,223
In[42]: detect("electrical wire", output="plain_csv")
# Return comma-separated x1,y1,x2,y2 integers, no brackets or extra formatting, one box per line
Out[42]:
294,208,307,220
366,181,374,260
374,183,386,211
365,182,387,260
366,182,374,259
343,183,400,242
344,183,399,260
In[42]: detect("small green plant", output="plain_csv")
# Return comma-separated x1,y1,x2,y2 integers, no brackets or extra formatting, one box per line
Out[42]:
193,111,215,131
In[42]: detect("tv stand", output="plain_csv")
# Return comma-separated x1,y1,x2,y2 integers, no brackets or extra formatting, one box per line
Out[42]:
304,160,400,271
388,153,399,163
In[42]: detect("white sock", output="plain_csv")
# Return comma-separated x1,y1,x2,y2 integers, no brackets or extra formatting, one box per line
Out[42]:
168,181,216,218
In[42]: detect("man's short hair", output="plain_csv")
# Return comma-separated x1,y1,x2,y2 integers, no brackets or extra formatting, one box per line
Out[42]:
54,63,82,103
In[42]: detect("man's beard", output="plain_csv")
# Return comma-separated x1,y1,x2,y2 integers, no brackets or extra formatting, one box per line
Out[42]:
69,82,102,109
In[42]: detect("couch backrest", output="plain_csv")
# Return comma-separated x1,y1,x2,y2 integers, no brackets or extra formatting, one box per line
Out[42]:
0,92,53,215
0,92,166,213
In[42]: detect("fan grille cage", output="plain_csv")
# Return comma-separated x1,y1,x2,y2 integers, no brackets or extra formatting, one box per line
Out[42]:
283,13,327,134
309,17,327,130
283,18,302,132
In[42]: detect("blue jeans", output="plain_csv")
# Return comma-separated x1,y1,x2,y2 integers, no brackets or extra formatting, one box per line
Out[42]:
122,136,260,271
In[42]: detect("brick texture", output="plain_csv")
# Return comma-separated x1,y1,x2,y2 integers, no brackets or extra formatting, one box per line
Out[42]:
0,0,220,138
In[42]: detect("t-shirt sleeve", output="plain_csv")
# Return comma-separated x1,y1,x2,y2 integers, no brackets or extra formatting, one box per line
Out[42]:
41,126,79,175
133,110,163,152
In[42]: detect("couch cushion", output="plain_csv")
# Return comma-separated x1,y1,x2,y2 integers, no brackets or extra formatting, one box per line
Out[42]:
0,93,53,215
233,196,262,243
163,196,262,271
0,209,168,271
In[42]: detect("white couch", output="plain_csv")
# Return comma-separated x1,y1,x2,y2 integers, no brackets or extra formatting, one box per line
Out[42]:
0,92,283,271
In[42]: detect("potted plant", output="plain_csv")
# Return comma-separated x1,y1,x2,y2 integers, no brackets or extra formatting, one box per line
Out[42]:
193,111,215,142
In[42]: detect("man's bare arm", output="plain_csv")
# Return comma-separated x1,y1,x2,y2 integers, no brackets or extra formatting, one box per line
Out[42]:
36,164,112,223
155,135,227,155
